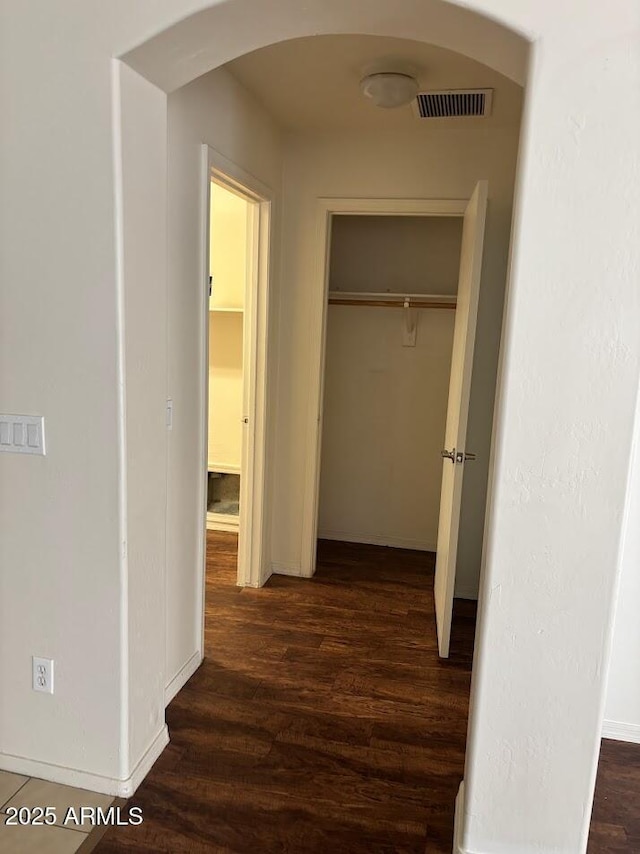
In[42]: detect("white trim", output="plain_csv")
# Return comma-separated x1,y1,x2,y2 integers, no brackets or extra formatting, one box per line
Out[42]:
319,197,468,217
165,651,202,705
260,566,273,586
119,727,170,798
301,196,470,580
453,781,467,854
318,530,437,552
110,59,131,783
602,720,640,743
196,144,211,668
271,562,304,577
0,727,169,799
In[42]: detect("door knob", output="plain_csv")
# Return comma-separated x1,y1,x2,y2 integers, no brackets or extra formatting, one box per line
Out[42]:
441,448,456,463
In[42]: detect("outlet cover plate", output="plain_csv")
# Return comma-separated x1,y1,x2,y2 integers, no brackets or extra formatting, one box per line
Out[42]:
33,657,54,694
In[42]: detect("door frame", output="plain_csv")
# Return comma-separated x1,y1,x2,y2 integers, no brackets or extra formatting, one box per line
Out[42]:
301,196,469,577
198,144,273,623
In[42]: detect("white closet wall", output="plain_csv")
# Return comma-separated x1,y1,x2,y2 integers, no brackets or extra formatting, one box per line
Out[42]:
208,313,243,470
318,216,462,551
208,183,247,471
209,182,247,311
330,215,462,295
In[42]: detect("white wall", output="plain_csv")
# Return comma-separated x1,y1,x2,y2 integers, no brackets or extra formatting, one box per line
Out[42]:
463,19,640,853
208,313,243,470
119,62,170,784
273,126,521,594
207,184,247,471
0,10,125,788
319,304,454,550
329,215,463,295
319,216,461,551
209,182,248,310
166,67,283,694
604,394,640,743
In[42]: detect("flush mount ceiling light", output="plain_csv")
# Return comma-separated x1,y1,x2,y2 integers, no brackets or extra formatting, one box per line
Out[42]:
360,72,419,109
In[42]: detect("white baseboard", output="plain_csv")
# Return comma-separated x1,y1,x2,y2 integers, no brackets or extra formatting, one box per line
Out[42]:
259,566,273,587
602,719,640,743
318,530,436,552
165,650,202,706
0,725,169,798
453,780,466,853
118,726,169,797
206,512,239,533
239,574,269,589
235,554,271,589
271,562,305,577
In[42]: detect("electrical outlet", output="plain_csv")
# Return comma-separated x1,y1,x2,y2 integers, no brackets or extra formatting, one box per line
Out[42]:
32,657,54,694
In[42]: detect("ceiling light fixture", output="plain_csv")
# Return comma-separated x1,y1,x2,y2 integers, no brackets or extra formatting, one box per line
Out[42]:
360,72,419,109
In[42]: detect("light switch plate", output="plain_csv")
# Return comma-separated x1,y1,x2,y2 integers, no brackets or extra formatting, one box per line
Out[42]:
0,415,45,455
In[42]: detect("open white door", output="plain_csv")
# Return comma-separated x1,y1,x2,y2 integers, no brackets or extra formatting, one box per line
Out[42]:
434,180,488,658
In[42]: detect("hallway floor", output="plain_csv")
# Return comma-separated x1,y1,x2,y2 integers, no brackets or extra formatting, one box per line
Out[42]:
97,532,639,853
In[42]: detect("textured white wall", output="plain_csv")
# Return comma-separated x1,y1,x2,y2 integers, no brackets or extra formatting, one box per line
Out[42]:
0,6,126,785
463,19,640,853
319,304,454,550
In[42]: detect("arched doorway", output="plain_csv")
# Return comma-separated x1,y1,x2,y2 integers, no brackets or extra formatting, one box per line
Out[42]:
112,3,640,852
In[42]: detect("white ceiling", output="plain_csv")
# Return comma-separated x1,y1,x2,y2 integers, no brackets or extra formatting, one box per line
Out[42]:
225,35,523,133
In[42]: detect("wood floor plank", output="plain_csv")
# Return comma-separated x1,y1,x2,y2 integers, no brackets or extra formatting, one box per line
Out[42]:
96,532,639,853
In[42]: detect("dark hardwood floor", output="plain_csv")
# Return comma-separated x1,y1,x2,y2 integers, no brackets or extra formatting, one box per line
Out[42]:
97,532,640,853
589,740,640,852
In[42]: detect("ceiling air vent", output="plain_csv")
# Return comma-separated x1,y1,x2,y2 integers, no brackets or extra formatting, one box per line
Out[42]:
414,89,493,119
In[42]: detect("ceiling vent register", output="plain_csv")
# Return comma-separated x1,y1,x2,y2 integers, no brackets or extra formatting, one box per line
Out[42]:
414,89,493,118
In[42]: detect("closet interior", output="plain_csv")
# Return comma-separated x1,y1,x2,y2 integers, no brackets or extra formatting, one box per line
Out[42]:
206,181,249,532
317,214,463,552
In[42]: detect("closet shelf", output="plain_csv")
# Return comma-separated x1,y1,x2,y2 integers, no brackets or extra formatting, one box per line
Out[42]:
328,291,456,310
208,462,241,474
209,306,244,313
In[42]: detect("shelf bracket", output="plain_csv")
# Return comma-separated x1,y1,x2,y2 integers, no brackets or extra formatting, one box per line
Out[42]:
402,298,417,347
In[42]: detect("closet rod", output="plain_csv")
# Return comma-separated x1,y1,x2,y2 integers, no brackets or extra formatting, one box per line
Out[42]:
328,294,457,310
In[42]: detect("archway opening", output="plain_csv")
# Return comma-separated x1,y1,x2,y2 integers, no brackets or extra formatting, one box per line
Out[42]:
115,6,532,848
